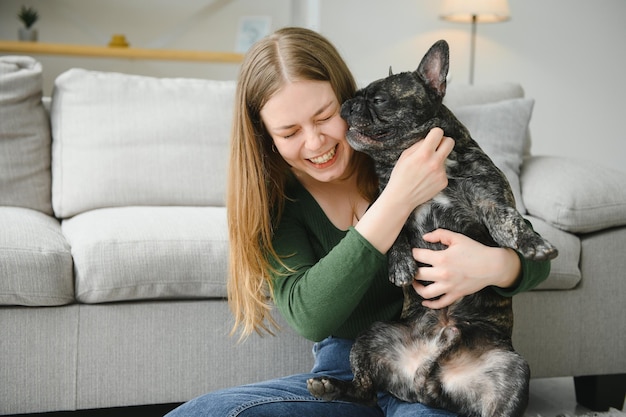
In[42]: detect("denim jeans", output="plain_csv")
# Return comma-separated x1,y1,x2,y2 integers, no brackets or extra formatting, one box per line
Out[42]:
166,337,456,417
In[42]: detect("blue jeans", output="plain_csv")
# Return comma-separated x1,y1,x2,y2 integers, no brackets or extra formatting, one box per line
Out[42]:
166,337,457,417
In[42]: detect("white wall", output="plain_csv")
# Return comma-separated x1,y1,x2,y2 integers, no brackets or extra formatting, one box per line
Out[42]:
1,0,625,172
0,0,291,90
320,0,626,173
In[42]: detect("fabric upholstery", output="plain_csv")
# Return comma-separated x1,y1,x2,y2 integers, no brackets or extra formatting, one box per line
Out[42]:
0,306,79,414
444,82,525,108
75,302,312,409
50,69,235,218
453,98,534,213
0,56,52,215
62,206,228,303
0,207,73,306
521,156,626,233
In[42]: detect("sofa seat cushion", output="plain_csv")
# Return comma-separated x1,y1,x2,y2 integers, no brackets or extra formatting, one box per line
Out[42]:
62,206,228,303
50,69,235,219
0,56,53,215
524,215,581,290
0,207,74,306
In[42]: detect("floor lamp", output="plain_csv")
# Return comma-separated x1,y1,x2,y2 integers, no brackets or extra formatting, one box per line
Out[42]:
440,0,510,85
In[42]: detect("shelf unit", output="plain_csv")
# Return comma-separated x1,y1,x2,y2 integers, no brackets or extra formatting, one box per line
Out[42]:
0,40,244,63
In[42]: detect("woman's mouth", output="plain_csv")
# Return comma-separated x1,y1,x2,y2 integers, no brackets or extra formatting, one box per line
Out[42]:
308,145,338,167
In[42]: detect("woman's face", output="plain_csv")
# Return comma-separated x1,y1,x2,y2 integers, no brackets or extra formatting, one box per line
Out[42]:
260,80,354,184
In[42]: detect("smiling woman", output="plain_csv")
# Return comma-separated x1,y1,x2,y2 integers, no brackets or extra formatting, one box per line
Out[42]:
260,80,354,183
166,26,552,417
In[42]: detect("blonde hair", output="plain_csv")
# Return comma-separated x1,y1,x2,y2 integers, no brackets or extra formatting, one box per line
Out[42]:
227,27,377,338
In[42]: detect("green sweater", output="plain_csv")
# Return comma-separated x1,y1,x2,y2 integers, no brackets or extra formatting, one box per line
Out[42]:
269,179,551,342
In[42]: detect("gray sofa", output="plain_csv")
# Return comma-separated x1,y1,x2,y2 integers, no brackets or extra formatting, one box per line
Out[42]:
1,56,625,415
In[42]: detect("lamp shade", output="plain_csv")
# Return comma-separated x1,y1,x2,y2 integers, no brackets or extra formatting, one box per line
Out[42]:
440,0,510,23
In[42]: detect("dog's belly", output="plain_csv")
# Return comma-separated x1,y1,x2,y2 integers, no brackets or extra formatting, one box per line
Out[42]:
392,330,447,380
366,323,454,402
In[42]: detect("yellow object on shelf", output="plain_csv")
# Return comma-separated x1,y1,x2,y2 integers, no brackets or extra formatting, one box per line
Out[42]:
0,39,244,63
108,34,129,48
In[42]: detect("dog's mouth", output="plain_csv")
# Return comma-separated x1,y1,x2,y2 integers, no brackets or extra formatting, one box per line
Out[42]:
347,126,395,144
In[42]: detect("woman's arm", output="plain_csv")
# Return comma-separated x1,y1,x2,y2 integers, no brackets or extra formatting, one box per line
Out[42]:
355,128,454,254
411,228,551,309
270,213,387,341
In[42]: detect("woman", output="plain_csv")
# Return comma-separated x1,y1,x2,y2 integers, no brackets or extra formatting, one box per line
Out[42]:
167,27,550,417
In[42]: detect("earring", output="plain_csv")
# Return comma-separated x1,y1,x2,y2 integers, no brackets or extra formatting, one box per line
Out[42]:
271,143,278,153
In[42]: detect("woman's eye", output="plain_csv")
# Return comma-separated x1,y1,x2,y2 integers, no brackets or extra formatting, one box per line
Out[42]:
318,113,335,123
283,130,298,139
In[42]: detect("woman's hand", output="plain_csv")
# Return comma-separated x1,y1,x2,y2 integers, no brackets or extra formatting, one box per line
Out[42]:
411,229,522,309
383,128,454,215
355,128,454,255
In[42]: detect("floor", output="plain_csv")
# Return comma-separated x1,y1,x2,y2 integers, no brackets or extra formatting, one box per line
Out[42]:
7,377,625,417
525,377,625,417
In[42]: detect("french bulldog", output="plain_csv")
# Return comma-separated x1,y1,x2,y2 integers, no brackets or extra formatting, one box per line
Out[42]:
307,40,558,417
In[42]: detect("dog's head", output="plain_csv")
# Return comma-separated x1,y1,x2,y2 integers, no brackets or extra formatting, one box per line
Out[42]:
341,40,450,159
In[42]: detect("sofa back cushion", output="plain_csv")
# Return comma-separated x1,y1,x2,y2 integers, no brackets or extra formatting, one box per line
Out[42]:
444,83,529,213
50,69,235,219
0,56,53,215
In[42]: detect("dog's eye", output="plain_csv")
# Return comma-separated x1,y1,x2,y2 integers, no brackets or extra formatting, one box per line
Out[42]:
372,96,386,105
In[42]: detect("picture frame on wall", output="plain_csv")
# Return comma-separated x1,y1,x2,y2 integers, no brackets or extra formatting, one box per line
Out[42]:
235,16,272,53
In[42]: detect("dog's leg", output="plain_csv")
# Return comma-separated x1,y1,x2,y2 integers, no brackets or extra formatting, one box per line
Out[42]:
389,227,418,287
482,205,558,261
307,375,378,406
439,348,530,417
307,337,380,406
406,325,460,405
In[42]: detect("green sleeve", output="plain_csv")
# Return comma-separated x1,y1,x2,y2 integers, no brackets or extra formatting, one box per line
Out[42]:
493,219,552,297
269,207,387,341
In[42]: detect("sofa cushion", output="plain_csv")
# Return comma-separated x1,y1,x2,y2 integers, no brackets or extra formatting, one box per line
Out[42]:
0,207,74,306
0,56,53,215
51,69,235,219
452,98,534,213
444,82,525,108
62,206,228,303
524,215,581,290
522,156,626,233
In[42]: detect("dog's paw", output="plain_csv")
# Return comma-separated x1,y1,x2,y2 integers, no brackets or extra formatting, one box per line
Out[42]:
389,271,413,287
517,234,559,261
307,377,342,401
388,259,417,287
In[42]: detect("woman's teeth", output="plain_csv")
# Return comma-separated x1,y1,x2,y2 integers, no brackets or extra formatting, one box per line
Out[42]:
309,146,336,164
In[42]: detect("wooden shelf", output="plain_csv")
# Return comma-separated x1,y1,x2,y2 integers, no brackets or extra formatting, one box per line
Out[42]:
0,40,244,63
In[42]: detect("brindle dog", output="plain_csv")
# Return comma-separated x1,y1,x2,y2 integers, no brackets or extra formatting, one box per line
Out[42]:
307,40,558,417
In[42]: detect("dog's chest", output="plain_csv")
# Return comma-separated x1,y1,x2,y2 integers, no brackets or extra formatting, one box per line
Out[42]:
406,152,489,233
411,193,452,233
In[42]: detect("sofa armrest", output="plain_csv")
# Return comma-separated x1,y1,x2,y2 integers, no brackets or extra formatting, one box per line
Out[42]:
520,156,626,233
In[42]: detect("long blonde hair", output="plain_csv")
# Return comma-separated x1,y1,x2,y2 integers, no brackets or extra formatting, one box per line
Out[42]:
227,27,377,338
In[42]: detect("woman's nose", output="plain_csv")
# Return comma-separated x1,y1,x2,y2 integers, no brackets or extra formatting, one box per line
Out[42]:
304,126,324,150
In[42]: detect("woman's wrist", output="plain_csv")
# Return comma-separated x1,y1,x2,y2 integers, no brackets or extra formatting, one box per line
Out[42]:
355,187,414,254
493,247,522,289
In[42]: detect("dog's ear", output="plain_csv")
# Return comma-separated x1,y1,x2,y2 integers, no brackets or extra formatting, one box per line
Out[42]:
389,66,393,76
416,40,449,97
